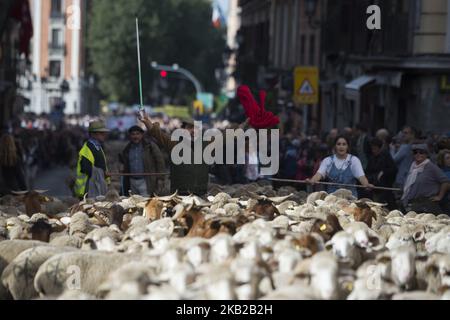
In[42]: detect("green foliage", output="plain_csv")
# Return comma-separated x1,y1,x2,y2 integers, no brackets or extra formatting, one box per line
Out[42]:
87,0,225,104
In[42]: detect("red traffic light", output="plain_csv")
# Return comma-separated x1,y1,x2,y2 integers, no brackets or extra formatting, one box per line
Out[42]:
160,70,168,78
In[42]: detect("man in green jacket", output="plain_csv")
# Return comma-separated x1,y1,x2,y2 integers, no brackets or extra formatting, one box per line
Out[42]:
139,114,209,196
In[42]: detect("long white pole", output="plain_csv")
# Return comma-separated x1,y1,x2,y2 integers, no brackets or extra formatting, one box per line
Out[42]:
136,18,144,108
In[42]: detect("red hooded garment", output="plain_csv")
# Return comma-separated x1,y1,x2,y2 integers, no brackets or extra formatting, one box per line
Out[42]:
237,85,280,129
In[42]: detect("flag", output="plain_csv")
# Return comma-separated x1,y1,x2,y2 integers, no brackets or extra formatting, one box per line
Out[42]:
212,0,229,29
9,0,33,56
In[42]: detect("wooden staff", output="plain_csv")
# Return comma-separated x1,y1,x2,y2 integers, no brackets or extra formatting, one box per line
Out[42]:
269,178,402,192
106,172,170,177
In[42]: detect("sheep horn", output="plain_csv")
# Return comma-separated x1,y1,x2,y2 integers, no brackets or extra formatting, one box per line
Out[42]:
267,194,294,204
172,204,186,221
156,191,179,202
11,191,29,195
34,190,49,194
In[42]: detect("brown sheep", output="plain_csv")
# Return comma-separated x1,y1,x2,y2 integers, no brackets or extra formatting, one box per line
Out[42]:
12,190,50,217
350,203,377,228
311,214,343,242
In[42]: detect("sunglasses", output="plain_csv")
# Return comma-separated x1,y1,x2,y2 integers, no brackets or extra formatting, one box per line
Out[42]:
413,149,426,155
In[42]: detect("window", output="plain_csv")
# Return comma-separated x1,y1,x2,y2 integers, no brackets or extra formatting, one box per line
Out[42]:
300,35,306,65
51,29,63,47
51,0,62,14
309,35,316,65
49,60,61,78
51,0,62,17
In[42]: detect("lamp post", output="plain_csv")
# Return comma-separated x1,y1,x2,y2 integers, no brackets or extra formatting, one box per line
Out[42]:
151,61,204,97
305,0,320,29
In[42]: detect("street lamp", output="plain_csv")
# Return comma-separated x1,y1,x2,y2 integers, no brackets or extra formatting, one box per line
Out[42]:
150,61,204,96
305,0,321,29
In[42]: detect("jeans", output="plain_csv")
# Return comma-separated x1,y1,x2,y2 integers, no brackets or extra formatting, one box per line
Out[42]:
130,178,149,196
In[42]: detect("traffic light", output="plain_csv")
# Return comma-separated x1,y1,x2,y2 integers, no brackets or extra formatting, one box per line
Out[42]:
160,70,168,78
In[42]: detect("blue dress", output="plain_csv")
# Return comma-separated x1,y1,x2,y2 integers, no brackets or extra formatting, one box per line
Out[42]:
326,155,358,197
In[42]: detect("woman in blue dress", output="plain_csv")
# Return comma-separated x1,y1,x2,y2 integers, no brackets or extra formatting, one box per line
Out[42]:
308,136,374,198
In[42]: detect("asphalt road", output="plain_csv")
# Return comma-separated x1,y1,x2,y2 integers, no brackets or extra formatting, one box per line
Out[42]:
34,166,73,197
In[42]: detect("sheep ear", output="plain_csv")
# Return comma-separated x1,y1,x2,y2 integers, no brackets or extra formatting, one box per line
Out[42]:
413,230,425,242
426,264,439,276
415,252,428,262
39,195,51,202
377,255,391,263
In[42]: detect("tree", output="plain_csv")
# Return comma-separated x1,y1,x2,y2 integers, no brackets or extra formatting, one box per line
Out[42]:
87,0,226,104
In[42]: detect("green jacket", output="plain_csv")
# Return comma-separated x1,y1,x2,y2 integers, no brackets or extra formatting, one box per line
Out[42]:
147,123,209,196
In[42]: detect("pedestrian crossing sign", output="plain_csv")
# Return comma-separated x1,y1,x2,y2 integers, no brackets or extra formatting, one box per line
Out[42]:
299,80,315,95
294,66,319,105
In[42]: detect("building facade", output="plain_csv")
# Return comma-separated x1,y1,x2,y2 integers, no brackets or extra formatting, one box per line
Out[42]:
23,0,93,116
237,0,450,134
0,0,33,128
322,0,450,134
237,0,324,131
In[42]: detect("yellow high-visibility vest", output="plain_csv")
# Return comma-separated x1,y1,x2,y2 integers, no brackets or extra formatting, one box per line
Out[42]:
74,142,110,198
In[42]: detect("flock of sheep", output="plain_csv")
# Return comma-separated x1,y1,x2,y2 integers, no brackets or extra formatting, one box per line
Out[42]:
0,182,449,300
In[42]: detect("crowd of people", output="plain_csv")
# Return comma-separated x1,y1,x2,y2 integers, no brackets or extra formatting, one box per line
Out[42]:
276,123,450,214
1,110,449,215
0,114,90,195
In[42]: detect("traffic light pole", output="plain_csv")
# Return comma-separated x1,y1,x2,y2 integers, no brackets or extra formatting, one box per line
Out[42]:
151,62,204,96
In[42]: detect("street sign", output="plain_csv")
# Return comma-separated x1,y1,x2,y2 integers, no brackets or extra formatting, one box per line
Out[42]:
197,92,214,111
294,66,319,105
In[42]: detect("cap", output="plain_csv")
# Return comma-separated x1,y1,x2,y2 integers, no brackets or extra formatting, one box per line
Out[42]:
128,125,145,134
88,121,110,133
181,118,195,127
412,144,429,153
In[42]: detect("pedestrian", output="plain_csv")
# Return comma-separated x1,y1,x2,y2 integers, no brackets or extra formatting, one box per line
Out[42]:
0,133,27,194
281,139,300,180
119,125,166,197
73,121,110,199
376,128,391,150
437,149,450,213
392,126,417,188
401,144,450,215
244,138,260,183
354,123,371,170
307,136,374,198
437,149,450,179
366,137,398,208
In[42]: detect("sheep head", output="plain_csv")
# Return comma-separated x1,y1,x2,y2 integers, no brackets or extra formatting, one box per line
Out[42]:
13,190,50,217
311,214,343,242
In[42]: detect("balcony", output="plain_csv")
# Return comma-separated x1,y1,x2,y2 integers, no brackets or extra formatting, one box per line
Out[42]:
48,43,66,56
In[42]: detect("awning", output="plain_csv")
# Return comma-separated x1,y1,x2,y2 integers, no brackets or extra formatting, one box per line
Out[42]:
375,71,403,88
345,72,403,100
345,75,376,91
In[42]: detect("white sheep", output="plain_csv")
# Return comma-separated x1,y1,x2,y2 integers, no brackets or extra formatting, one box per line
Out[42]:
34,251,142,297
2,245,77,299
326,231,363,268
0,240,50,299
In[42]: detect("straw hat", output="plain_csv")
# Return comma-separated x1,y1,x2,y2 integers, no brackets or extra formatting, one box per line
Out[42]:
88,121,110,133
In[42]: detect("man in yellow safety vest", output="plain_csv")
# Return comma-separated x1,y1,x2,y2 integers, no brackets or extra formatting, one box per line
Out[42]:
74,121,110,199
